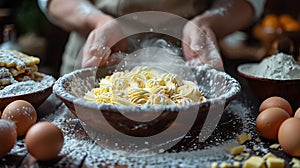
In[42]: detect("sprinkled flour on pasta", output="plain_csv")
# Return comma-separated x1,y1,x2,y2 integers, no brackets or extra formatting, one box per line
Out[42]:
84,66,206,106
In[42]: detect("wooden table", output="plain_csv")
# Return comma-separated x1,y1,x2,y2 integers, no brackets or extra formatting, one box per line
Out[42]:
1,59,299,168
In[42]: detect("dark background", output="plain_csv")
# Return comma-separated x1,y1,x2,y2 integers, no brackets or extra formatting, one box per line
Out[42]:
0,0,299,78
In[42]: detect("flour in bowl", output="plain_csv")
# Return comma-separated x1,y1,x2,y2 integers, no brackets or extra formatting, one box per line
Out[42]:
0,75,55,98
246,53,300,80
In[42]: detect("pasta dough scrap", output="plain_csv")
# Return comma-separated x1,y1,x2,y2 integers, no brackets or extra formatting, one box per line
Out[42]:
0,50,41,89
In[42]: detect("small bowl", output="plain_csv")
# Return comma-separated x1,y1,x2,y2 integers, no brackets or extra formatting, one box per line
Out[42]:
237,63,300,103
53,66,241,153
0,73,56,111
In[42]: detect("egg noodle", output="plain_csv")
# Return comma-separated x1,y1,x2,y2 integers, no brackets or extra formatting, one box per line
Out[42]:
84,66,206,106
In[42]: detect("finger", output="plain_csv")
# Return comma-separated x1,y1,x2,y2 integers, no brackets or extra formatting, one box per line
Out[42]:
82,55,101,68
83,48,112,68
105,52,124,66
182,30,206,61
189,33,205,56
82,30,112,68
183,33,206,64
202,37,224,71
82,30,95,62
98,49,112,67
182,35,194,61
186,35,224,71
89,32,110,57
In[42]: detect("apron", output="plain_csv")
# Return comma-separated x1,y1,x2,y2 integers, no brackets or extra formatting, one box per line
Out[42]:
60,0,213,75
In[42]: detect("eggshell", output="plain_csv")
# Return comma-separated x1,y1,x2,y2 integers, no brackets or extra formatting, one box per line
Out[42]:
294,108,300,119
2,100,37,136
256,107,290,140
259,96,293,116
25,122,64,161
0,119,17,158
278,118,300,157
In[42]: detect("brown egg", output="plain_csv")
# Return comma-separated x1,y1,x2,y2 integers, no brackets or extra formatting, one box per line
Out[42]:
2,100,37,136
25,122,64,161
294,108,300,119
256,107,290,140
0,119,17,158
278,118,300,157
259,96,293,116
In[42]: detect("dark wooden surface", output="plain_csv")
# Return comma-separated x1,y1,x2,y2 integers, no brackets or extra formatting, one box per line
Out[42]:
0,59,299,168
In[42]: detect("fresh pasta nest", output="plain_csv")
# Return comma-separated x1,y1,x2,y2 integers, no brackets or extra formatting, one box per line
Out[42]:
84,66,206,106
53,65,241,116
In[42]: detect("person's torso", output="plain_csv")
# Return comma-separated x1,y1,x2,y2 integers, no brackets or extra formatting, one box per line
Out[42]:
92,0,213,19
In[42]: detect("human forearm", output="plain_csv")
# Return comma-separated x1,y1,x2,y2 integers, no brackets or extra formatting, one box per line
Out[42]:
48,0,113,35
192,0,254,39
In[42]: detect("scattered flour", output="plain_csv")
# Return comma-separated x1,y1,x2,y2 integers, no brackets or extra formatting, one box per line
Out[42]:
29,97,270,168
245,53,300,80
9,85,278,167
0,119,15,131
45,105,233,167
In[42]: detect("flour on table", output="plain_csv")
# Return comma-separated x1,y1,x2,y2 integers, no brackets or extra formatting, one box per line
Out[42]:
35,98,264,168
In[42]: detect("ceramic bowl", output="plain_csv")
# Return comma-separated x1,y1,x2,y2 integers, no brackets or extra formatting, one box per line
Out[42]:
0,73,56,111
53,66,241,152
237,63,300,104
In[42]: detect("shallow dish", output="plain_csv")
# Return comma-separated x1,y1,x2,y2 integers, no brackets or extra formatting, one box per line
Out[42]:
0,73,56,111
237,63,300,103
53,66,241,152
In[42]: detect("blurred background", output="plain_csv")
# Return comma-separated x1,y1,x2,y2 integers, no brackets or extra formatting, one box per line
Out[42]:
0,0,69,78
0,0,299,79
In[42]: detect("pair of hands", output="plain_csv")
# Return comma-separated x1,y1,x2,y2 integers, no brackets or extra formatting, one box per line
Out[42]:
82,15,223,70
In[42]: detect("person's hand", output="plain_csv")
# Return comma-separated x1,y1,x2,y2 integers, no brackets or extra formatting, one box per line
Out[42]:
82,15,126,68
182,20,223,71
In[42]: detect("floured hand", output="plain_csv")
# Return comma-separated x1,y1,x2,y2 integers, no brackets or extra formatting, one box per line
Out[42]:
182,20,223,71
82,16,126,68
